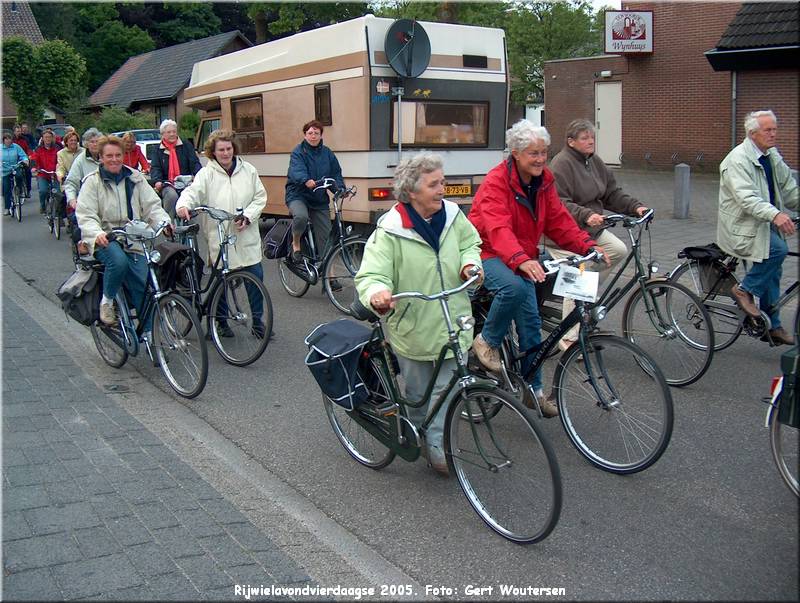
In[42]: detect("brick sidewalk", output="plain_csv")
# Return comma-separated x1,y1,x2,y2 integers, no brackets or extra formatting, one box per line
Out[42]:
2,296,310,601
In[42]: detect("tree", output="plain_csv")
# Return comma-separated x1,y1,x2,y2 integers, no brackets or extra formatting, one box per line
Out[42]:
179,110,201,143
95,106,156,134
246,3,370,43
2,37,89,125
82,21,155,91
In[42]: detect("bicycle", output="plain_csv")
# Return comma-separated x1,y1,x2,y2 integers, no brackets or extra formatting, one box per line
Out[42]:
85,220,209,398
539,210,714,387
764,373,799,497
670,217,800,350
9,161,28,223
321,270,563,544
471,250,674,474
37,168,64,240
175,206,273,366
277,178,367,315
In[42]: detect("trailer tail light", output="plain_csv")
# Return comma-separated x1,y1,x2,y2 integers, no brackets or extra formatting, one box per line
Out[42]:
369,187,394,201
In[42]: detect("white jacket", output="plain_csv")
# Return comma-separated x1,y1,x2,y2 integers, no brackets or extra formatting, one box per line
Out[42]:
176,158,267,270
64,149,101,203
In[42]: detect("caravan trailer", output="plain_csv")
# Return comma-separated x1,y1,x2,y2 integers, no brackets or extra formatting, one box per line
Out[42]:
184,15,508,225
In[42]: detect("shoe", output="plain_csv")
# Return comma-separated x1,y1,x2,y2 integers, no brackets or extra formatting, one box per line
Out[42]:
251,321,265,339
3,209,9,216
763,327,794,346
540,394,559,418
99,302,117,326
216,322,235,338
329,279,342,292
558,338,577,353
291,249,303,263
425,446,450,477
471,333,501,373
39,207,46,214
731,285,759,318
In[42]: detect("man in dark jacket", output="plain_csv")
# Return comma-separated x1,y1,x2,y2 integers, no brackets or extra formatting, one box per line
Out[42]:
285,120,344,262
150,119,202,217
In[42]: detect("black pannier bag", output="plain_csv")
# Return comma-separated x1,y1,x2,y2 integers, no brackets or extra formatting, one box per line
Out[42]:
155,241,204,293
263,218,292,259
305,319,374,411
677,242,734,296
56,268,101,326
778,345,800,428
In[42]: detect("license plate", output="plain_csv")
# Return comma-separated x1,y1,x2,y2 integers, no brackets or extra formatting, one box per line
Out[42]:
445,184,472,197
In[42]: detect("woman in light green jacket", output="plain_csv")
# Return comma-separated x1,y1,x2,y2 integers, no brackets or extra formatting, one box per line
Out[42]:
355,153,482,475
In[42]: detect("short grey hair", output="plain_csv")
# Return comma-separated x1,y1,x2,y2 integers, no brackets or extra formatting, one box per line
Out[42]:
159,119,178,134
744,110,777,136
565,118,595,141
82,127,103,144
505,119,551,153
393,153,444,204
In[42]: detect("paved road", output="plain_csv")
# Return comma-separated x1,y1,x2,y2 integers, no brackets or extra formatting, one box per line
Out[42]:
2,169,798,600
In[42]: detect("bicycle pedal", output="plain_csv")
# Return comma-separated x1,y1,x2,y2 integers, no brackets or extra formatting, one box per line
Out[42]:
371,401,398,416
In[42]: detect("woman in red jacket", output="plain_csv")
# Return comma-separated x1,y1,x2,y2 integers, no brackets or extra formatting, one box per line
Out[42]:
121,132,150,174
29,128,60,214
467,120,607,417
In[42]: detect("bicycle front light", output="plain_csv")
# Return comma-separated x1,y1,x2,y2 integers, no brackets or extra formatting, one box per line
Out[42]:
149,250,161,264
456,316,476,331
591,305,607,323
227,234,237,245
648,261,660,274
346,225,353,235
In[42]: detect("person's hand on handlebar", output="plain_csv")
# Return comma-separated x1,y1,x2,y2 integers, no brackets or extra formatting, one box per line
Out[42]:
154,182,163,192
305,179,316,189
518,259,547,282
233,214,250,232
461,264,483,285
773,212,796,236
370,289,395,314
95,232,109,248
586,213,605,227
635,206,650,217
592,245,612,266
176,206,191,221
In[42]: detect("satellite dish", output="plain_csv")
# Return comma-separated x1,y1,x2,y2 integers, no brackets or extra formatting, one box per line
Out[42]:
385,19,431,79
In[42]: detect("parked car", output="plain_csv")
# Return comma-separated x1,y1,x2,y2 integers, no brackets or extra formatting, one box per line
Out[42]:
46,124,74,140
111,129,162,162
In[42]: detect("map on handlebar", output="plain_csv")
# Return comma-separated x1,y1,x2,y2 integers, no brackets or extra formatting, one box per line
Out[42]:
552,265,599,302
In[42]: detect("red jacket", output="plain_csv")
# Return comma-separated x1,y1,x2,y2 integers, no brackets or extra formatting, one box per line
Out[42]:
30,144,59,179
123,146,150,173
468,158,595,272
13,136,30,155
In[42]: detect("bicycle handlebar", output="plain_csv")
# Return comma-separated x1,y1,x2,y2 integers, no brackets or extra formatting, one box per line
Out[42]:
542,249,603,276
391,267,482,303
603,208,654,228
188,206,235,222
312,178,357,200
109,220,171,243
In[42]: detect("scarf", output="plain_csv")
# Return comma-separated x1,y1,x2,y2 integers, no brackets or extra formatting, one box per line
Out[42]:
405,201,446,252
99,165,134,219
162,138,181,182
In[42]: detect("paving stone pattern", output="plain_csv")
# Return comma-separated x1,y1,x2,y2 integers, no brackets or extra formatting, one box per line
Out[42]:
2,296,311,601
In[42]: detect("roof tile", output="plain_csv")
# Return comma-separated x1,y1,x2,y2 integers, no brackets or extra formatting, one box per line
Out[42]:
1,1,45,44
716,2,799,49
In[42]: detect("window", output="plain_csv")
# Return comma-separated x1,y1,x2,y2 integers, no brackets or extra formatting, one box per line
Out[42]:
314,84,332,126
197,118,221,152
391,101,488,147
156,105,170,124
231,96,265,153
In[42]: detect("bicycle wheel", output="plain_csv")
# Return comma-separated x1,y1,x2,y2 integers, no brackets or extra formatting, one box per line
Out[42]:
622,280,714,387
278,258,311,297
554,335,673,474
90,322,128,368
14,186,22,223
208,270,272,366
671,261,742,350
769,396,799,497
152,293,208,399
54,199,62,240
446,386,561,544
323,355,396,469
324,238,366,315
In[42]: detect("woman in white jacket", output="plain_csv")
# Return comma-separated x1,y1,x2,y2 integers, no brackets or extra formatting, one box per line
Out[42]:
175,129,268,338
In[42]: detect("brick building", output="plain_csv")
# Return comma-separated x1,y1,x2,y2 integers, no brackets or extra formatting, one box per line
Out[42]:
543,2,799,172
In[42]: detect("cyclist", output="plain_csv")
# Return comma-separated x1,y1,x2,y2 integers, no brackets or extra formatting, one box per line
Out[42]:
545,118,649,350
121,131,150,174
176,129,268,338
285,120,344,264
76,135,172,328
150,119,201,218
12,125,32,196
719,110,799,346
468,119,607,417
355,152,483,476
29,128,60,214
2,132,29,216
56,130,82,185
64,128,103,212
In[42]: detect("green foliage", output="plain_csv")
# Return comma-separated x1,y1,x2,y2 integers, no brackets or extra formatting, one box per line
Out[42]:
95,106,157,134
83,21,155,91
179,110,201,142
2,37,89,125
246,3,370,42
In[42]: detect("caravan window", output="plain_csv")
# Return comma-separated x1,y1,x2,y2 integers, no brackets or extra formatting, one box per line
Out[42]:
392,101,488,147
232,97,265,153
315,84,332,126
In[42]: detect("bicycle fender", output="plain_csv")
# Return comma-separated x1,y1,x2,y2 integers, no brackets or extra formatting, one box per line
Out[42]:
765,377,783,428
645,276,671,284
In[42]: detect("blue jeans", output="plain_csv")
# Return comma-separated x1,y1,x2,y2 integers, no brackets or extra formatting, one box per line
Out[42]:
481,257,542,390
740,228,789,329
2,174,12,210
216,263,265,327
95,241,150,329
37,177,60,212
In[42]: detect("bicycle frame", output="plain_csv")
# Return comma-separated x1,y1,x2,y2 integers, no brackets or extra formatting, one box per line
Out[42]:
297,184,356,269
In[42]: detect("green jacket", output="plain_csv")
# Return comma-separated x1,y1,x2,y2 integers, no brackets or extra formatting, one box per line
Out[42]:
356,200,482,361
717,139,798,262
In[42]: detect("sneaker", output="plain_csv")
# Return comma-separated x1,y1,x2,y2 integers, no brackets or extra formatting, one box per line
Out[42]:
329,279,342,292
471,333,501,372
425,446,450,477
99,302,117,326
216,322,235,338
540,393,559,418
3,209,9,216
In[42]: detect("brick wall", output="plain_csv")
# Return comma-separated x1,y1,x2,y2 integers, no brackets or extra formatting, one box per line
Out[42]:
735,69,799,169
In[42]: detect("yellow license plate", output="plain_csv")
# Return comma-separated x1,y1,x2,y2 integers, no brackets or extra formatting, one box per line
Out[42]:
445,184,472,197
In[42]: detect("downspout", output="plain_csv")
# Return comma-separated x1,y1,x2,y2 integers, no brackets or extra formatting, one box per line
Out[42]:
731,70,737,148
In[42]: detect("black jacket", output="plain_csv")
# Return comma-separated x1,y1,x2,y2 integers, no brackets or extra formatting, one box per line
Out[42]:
150,139,202,185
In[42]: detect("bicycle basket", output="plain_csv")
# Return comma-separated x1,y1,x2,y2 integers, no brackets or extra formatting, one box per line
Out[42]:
305,319,373,411
263,218,292,260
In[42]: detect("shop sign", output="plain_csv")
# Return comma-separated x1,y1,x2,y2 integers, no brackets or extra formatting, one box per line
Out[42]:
604,11,653,54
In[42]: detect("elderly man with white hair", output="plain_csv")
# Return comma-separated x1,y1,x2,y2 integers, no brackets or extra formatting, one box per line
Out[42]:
150,118,202,217
719,110,799,345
